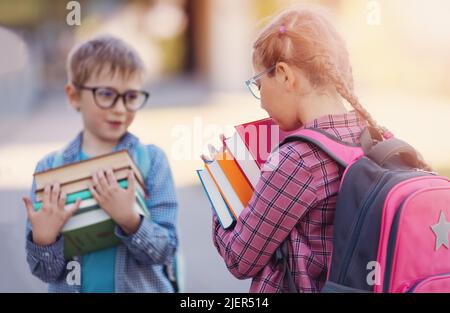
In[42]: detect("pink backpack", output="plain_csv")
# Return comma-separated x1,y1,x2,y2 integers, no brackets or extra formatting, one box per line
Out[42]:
279,126,450,293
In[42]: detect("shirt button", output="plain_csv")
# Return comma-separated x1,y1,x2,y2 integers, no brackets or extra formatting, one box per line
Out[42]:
135,238,142,244
44,252,50,257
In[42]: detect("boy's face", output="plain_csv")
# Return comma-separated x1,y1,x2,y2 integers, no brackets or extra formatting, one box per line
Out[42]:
67,67,144,144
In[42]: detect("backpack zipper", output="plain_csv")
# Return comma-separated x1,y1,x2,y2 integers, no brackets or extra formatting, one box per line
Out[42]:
406,272,450,293
382,197,408,292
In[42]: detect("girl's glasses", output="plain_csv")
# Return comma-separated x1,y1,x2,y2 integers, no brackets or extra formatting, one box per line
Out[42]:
73,84,150,112
245,65,276,99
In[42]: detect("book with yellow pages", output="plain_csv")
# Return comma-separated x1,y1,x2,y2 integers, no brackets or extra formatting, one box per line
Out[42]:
34,149,147,201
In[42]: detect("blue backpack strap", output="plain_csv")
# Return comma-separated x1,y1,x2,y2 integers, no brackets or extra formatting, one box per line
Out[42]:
134,142,182,293
135,143,150,182
52,150,65,168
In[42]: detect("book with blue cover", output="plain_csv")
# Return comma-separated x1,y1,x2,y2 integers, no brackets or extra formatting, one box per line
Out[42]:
197,169,235,229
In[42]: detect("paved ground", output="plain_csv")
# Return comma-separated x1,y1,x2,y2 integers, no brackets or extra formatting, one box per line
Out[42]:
0,85,253,293
0,83,449,292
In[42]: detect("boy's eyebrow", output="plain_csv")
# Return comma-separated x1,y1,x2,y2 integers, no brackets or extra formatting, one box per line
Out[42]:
81,85,147,92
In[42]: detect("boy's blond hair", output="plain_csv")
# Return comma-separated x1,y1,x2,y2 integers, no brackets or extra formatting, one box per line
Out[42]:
67,35,146,86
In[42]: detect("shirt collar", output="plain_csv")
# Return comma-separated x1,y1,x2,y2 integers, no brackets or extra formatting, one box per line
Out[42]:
302,110,367,129
61,131,139,164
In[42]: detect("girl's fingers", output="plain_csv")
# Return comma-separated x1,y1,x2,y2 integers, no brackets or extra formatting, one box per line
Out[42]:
208,144,218,158
200,154,211,163
23,197,35,218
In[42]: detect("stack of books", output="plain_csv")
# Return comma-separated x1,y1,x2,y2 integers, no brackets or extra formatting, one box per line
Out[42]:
197,118,298,229
32,150,149,259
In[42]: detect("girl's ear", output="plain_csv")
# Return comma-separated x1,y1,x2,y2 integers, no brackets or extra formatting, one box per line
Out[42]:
275,62,296,91
65,83,81,111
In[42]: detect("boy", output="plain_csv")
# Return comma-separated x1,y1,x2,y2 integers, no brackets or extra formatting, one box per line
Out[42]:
22,35,178,293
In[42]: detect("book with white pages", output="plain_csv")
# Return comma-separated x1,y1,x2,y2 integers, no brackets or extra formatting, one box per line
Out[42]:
224,132,261,189
197,169,235,229
204,158,245,219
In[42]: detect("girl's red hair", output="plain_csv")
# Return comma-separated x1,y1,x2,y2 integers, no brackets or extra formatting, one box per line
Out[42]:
252,6,383,131
252,5,432,170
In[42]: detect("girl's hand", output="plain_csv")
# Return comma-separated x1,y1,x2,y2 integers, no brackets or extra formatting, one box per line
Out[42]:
201,140,224,162
23,183,81,246
89,168,141,235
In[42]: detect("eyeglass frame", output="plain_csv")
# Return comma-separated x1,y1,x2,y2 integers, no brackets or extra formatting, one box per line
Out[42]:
245,64,276,99
73,83,150,112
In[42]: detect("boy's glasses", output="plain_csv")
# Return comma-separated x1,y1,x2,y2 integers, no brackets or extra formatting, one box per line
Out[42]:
245,65,276,100
74,84,150,112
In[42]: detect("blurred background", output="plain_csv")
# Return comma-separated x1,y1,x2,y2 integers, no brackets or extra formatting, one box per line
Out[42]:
0,0,449,292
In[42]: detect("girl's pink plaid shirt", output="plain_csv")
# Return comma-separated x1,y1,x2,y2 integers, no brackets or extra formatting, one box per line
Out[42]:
212,110,368,292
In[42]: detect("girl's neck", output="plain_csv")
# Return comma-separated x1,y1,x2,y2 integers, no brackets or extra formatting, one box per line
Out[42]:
81,129,118,157
298,91,349,125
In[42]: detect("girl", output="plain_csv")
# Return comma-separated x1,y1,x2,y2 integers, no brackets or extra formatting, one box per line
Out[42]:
211,6,430,293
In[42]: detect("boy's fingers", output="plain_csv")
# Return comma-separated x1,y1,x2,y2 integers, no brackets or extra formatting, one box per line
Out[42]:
50,183,60,206
127,171,135,194
88,184,101,203
42,184,51,211
97,171,108,193
106,168,118,187
58,191,67,210
92,172,105,195
65,198,81,219
23,197,35,218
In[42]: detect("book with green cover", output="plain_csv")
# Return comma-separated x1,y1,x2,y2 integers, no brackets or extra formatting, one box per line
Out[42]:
32,178,149,259
62,200,149,260
63,214,121,260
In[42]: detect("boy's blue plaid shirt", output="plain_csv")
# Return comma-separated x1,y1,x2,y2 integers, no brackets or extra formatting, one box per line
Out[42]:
25,131,178,292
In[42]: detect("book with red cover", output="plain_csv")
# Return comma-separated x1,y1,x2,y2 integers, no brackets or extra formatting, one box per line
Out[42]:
235,118,299,168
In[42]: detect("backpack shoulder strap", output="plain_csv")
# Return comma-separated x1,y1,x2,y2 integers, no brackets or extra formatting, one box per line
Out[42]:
280,128,364,167
51,150,65,168
51,138,76,168
134,142,182,293
135,142,150,182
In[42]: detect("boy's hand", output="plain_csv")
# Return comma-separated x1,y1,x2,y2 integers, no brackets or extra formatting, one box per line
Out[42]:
89,168,141,235
23,183,81,246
